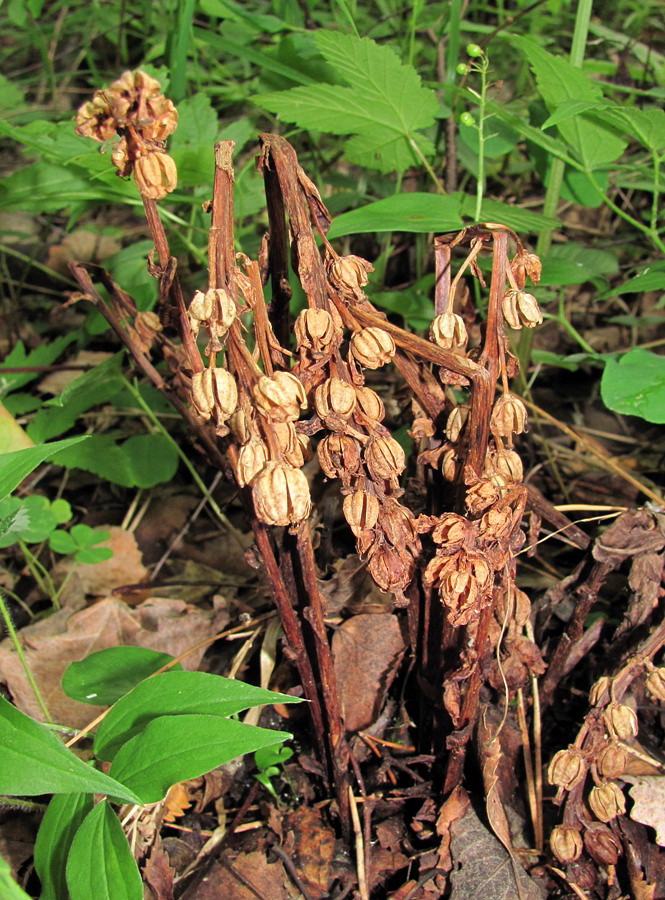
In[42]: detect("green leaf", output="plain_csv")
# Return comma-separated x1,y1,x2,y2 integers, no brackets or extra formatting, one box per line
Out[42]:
62,647,181,707
593,107,665,152
257,32,438,173
0,854,30,900
600,349,665,423
48,530,78,555
34,793,93,900
510,36,626,170
0,335,77,397
531,350,601,371
50,433,179,488
65,802,142,900
604,261,665,296
327,193,463,237
0,495,73,547
0,696,141,804
109,714,292,803
107,243,156,311
538,243,618,286
457,193,559,232
0,437,88,502
541,99,609,130
94,670,301,761
0,75,25,114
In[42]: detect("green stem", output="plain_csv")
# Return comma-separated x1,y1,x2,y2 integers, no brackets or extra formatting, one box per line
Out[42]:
474,60,489,222
18,541,59,609
0,590,51,721
408,136,445,194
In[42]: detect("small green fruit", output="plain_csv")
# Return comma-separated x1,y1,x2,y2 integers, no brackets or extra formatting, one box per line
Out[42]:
466,43,483,58
456,63,470,76
460,112,475,127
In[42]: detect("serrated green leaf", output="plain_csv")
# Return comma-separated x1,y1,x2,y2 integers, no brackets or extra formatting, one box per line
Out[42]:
538,242,618,286
0,696,141,804
62,647,181,707
0,437,88,502
600,349,665,423
510,36,625,170
50,433,179,488
0,336,77,397
327,192,463,238
66,802,142,900
541,99,608,130
594,107,665,152
604,261,665,296
257,32,437,173
109,714,292,803
94,670,301,761
34,793,93,900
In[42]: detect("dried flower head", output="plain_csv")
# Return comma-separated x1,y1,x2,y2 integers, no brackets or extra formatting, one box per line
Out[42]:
501,290,543,330
550,825,583,864
547,748,587,790
236,438,269,487
294,307,341,354
367,545,414,592
588,781,626,823
326,254,374,302
430,513,472,550
318,434,362,480
445,405,469,442
253,371,307,422
343,491,380,537
490,393,528,442
510,250,542,289
438,551,493,626
252,461,311,526
132,150,177,200
349,327,396,369
430,312,468,350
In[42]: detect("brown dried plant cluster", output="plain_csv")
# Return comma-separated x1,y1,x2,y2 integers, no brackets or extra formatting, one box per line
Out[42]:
71,71,665,886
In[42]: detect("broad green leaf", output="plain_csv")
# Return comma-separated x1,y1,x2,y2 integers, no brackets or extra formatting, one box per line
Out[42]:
0,437,88,502
457,193,559,232
109,713,292,803
0,696,141,804
106,243,156,311
50,433,179,488
94,670,301,761
327,193,463,238
541,99,608,130
538,243,618,286
601,349,665,423
604,261,665,296
0,854,30,900
510,36,625,170
34,793,93,900
531,350,601,372
459,116,520,159
594,107,665,152
257,32,438,173
62,647,181,707
0,335,77,396
66,802,142,900
0,75,25,114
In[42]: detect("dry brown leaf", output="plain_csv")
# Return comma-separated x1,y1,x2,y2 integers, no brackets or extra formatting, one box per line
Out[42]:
0,401,34,453
45,229,120,274
332,612,406,733
143,841,175,900
0,596,228,725
283,805,336,897
162,782,193,822
625,776,665,847
182,851,290,900
435,785,470,872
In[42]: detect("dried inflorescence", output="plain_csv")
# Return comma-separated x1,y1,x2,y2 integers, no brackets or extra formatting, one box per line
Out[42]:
76,70,178,199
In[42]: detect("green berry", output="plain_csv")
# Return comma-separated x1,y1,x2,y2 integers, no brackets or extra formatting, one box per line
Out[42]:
466,43,483,58
460,112,475,127
456,63,470,76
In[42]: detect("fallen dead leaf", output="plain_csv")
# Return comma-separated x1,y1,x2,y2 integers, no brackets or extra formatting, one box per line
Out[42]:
625,776,665,847
45,229,120,275
143,841,175,900
283,805,337,897
332,613,406,733
182,850,290,900
0,596,229,725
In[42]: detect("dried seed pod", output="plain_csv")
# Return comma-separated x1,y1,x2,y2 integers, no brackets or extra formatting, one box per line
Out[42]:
236,439,269,487
190,370,215,418
645,666,665,701
589,676,611,707
438,551,493,626
132,310,162,353
294,308,340,354
229,407,253,445
501,290,543,330
441,448,457,481
343,491,380,537
354,386,385,423
490,393,528,441
550,825,583,864
209,288,237,332
364,436,406,482
588,781,626,823
510,250,542,289
253,371,307,422
465,480,499,515
377,499,419,551
349,327,395,369
190,367,238,422
430,312,468,349
133,151,177,200
252,462,311,526
314,377,357,423
326,254,373,302
367,545,414,592
489,447,524,484
547,748,587,790
318,434,362,479
604,702,638,741
597,742,628,779
513,587,532,628
272,422,305,467
478,506,514,544
431,513,470,550
189,290,215,323
445,405,469,442
583,823,621,866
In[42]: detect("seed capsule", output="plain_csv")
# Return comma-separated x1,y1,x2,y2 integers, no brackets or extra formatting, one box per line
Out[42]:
547,748,587,790
501,290,543,330
252,462,311,526
343,491,380,536
589,676,611,707
272,422,306,467
354,386,385,423
510,250,542,289
133,150,177,200
550,825,583,864
318,434,362,479
294,308,340,354
603,702,638,741
445,405,469,443
253,371,307,422
364,436,406,482
429,312,468,350
588,781,626,823
490,393,528,441
349,327,395,369
646,666,665,701
236,439,269,487
314,377,357,423
596,742,628,779
583,823,621,866
326,254,373,302
189,290,215,323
